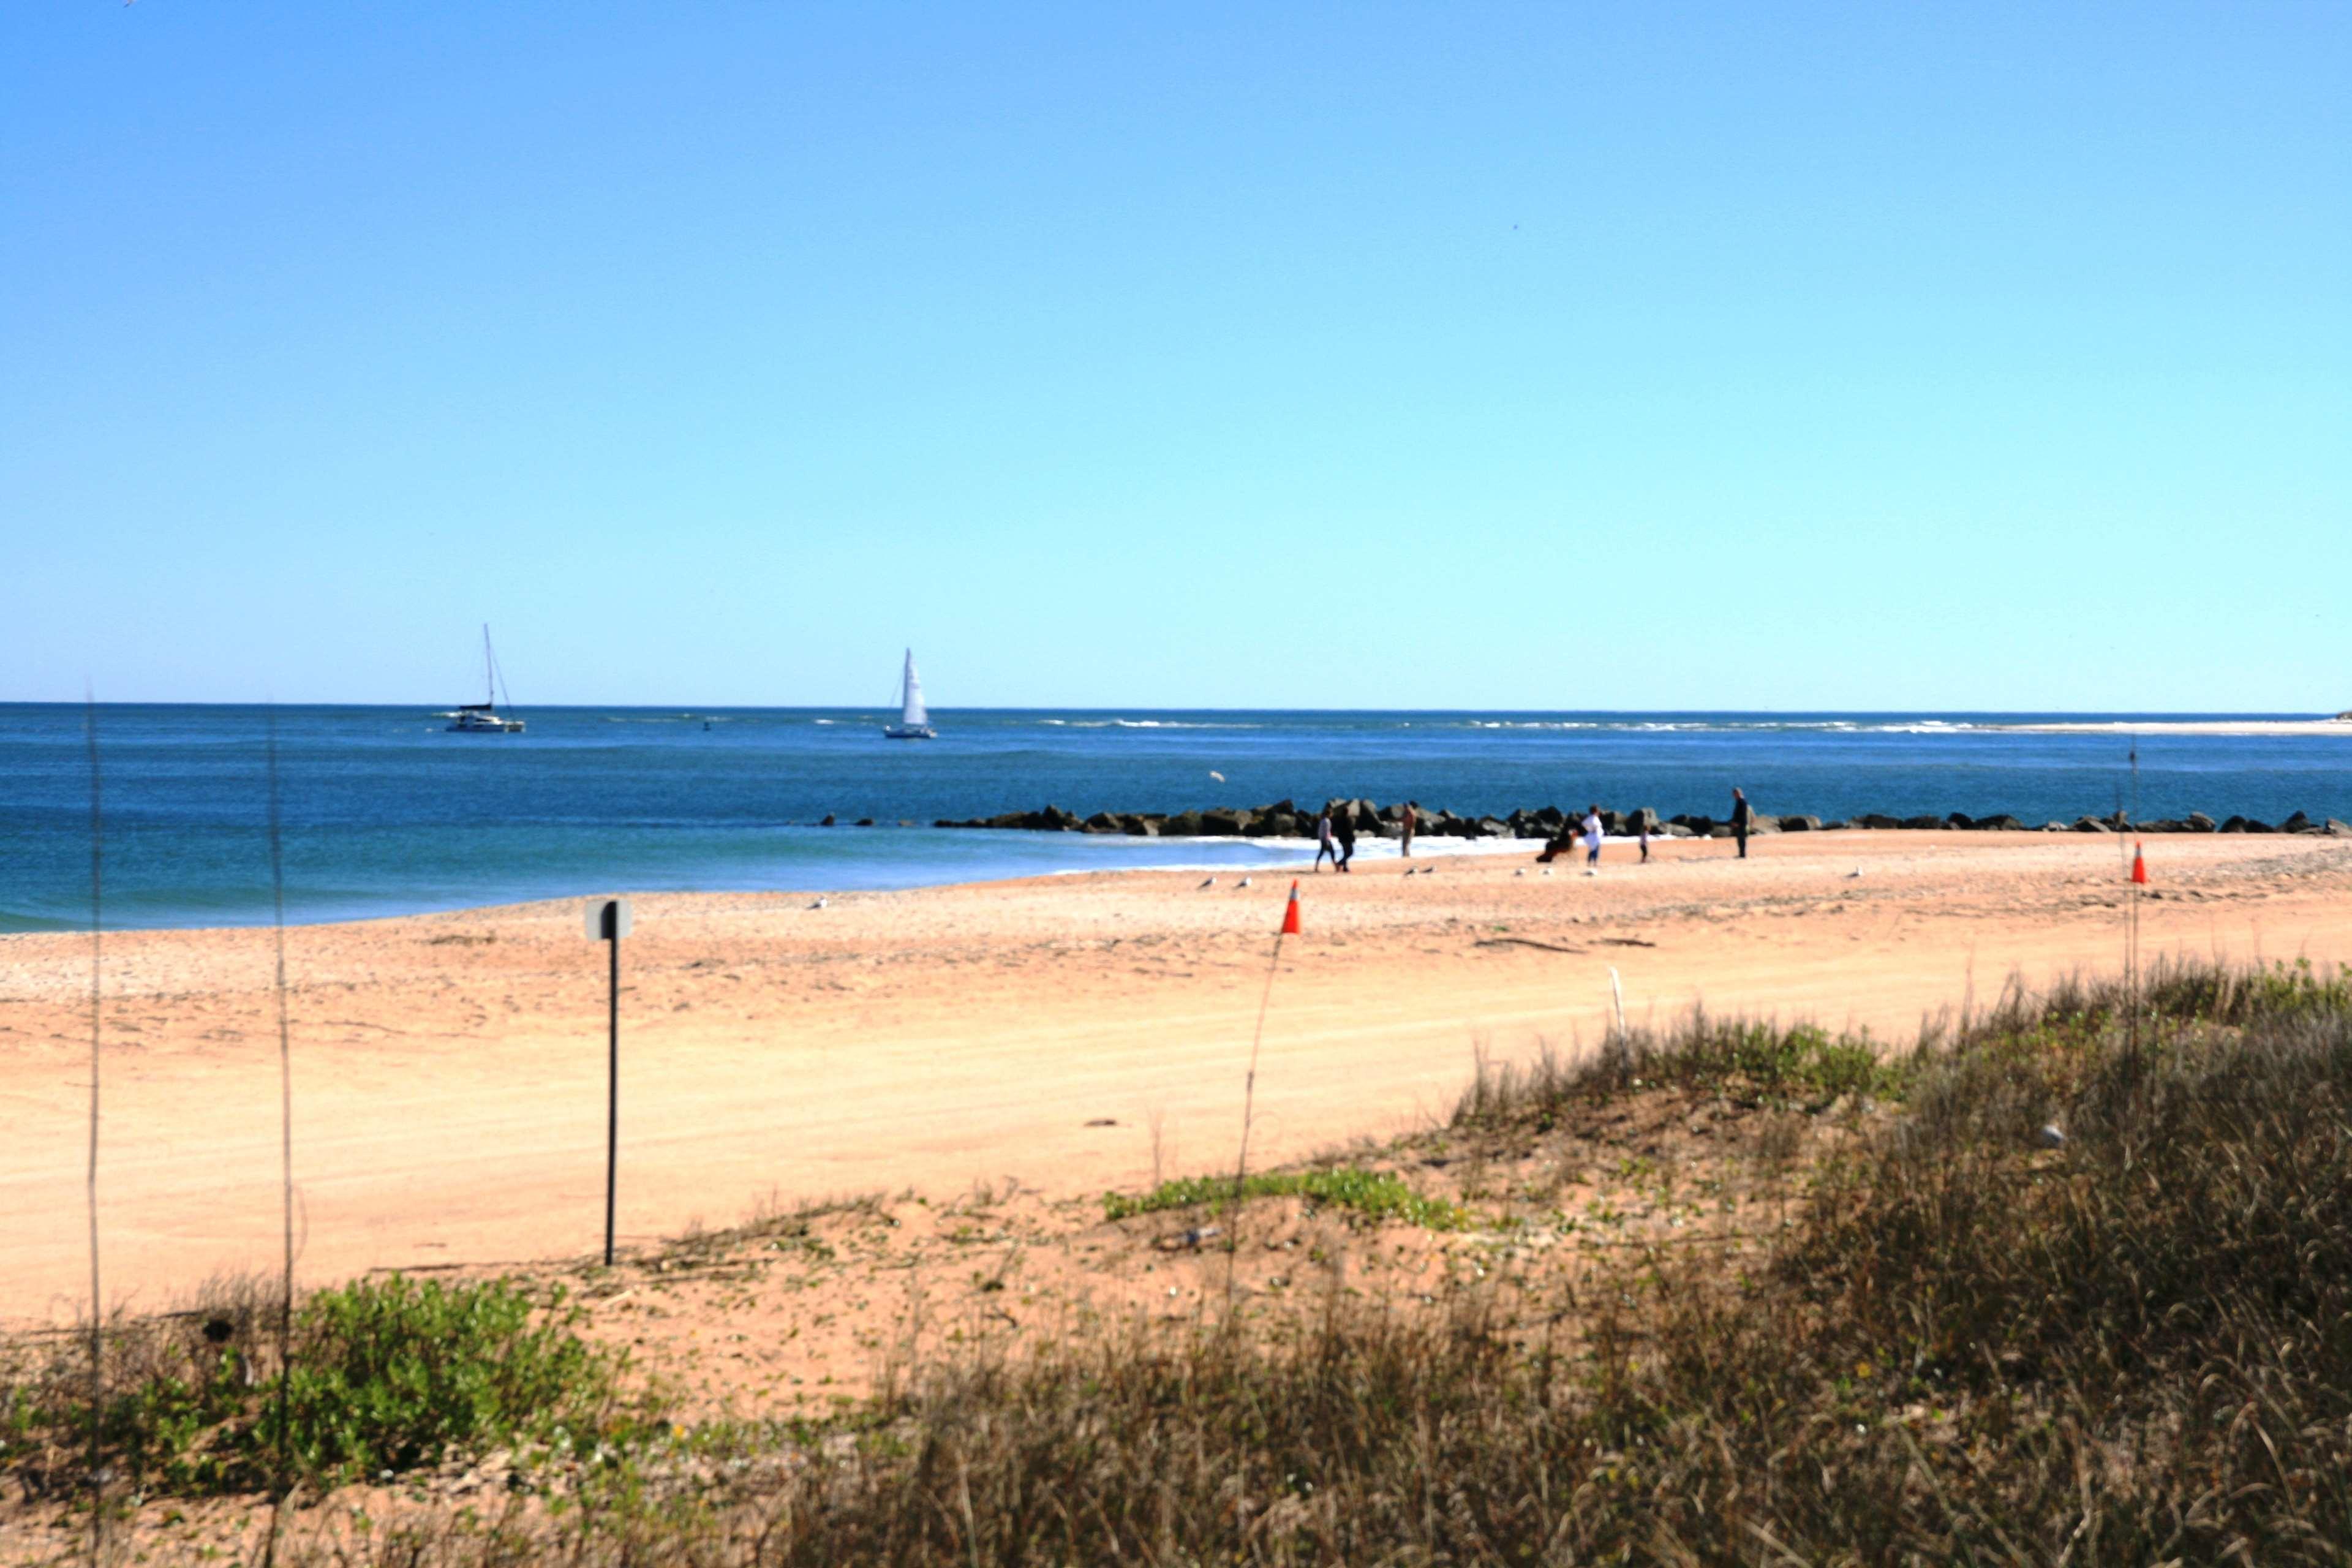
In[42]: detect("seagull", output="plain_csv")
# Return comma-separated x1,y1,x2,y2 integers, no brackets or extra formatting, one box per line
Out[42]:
1197,876,1216,889
1236,876,1253,888
1513,869,1525,877
1847,867,1864,880
1542,868,1553,877
1208,770,1225,782
809,897,829,910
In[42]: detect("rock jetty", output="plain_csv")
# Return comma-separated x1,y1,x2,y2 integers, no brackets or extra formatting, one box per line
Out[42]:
911,801,2352,840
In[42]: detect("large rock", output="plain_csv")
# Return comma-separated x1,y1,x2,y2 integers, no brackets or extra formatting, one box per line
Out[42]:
1974,814,2026,832
2328,820,2352,837
1748,813,1781,834
1197,809,1246,837
1945,812,1977,831
1660,822,1697,837
1121,814,1160,837
1624,806,1662,834
1243,810,1296,838
2071,816,2111,833
1162,810,1204,837
1901,815,1945,831
1779,814,1822,832
2285,811,2313,832
1856,814,1902,831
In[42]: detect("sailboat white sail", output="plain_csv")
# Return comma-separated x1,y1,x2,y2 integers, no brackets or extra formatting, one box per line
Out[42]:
883,649,936,740
445,625,526,733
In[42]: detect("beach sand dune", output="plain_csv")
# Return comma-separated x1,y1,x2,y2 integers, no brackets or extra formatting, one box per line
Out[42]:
3,831,2348,1324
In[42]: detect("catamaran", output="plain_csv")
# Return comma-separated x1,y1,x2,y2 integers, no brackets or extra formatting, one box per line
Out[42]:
445,625,526,733
884,649,935,740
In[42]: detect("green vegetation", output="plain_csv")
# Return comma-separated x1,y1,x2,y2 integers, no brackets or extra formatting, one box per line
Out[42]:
1455,1014,1899,1133
1102,1164,1471,1229
0,1275,634,1498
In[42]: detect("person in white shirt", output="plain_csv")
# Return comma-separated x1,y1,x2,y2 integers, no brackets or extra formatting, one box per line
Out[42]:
1583,805,1604,870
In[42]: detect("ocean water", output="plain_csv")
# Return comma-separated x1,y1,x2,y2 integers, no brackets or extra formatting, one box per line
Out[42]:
2,704,2346,932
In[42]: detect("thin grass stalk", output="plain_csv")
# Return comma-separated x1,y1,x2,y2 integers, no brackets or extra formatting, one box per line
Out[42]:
1226,923,1286,1303
82,693,102,1566
264,707,296,1565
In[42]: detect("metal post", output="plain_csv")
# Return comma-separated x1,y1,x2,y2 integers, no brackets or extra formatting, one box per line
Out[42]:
605,920,619,1268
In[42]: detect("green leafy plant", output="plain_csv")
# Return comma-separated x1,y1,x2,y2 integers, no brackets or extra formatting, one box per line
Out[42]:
1103,1166,1469,1229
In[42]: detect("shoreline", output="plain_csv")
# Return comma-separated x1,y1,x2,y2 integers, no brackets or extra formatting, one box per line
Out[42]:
10,809,2347,939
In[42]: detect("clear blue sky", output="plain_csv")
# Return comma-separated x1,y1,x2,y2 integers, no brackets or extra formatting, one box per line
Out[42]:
5,3,2345,710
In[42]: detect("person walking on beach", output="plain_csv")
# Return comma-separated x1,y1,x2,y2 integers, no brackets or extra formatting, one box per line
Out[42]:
1334,808,1356,873
1400,801,1418,859
1582,804,1604,872
1314,807,1338,872
1731,787,1752,860
1638,816,1651,864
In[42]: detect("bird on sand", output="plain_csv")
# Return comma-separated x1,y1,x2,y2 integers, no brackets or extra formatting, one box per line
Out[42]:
809,897,829,909
1236,876,1253,888
1197,876,1216,889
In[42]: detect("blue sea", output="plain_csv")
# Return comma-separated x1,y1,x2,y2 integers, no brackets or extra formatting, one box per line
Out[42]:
2,705,2345,932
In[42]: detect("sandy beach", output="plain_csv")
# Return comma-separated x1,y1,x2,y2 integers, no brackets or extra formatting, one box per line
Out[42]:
4,829,2349,1326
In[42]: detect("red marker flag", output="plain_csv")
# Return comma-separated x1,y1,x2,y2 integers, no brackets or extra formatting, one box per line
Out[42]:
2130,842,2148,885
1280,879,1302,935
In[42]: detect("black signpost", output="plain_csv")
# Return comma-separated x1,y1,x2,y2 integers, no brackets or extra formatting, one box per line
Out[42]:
587,897,633,1266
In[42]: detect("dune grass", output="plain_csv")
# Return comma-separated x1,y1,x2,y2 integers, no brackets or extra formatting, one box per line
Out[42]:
307,957,2351,1566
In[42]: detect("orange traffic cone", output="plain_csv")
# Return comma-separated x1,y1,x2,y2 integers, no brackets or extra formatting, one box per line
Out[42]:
1280,879,1302,935
2130,842,2147,885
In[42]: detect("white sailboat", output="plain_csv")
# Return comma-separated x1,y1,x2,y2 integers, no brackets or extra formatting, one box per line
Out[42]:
445,625,526,733
883,649,936,740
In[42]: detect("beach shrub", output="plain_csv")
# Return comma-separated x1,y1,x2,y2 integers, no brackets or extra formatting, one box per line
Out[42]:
0,1275,633,1498
273,1275,624,1484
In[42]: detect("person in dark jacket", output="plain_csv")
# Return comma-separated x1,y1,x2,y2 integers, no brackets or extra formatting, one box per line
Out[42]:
1333,807,1356,872
1731,787,1752,859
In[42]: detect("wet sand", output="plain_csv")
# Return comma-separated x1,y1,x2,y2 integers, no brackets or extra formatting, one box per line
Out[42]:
4,829,2349,1324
